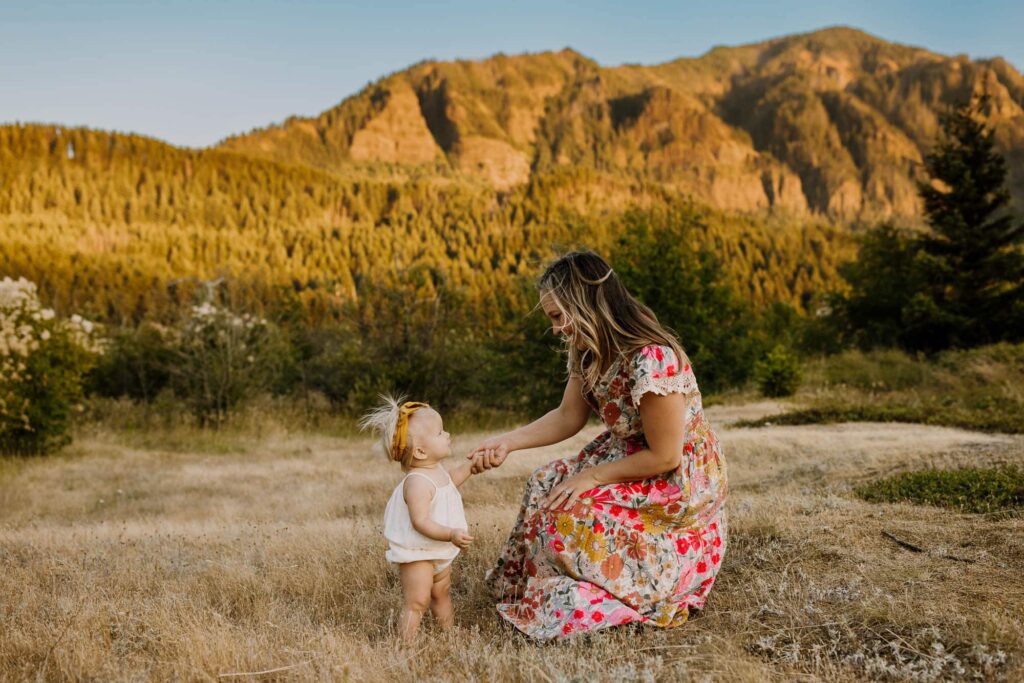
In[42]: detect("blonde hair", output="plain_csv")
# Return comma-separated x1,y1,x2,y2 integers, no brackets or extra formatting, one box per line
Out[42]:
537,250,685,396
359,393,421,471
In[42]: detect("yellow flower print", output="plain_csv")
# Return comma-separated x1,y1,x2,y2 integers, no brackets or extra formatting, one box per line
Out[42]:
555,514,576,537
638,506,674,533
575,525,609,564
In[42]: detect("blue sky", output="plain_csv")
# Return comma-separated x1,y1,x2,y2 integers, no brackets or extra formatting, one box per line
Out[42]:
2,0,1022,148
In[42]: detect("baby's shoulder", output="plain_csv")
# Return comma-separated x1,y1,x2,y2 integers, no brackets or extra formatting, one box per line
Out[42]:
402,472,438,500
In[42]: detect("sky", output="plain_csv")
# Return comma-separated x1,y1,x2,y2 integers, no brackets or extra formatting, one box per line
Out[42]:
2,0,1022,149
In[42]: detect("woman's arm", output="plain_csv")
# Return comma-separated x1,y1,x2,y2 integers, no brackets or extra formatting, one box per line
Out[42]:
543,391,691,510
467,376,591,471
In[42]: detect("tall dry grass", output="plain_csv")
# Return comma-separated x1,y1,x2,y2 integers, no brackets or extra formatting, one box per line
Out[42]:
1,407,1022,681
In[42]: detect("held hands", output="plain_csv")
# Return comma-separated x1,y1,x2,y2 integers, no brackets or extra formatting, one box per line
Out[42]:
466,437,511,474
542,469,601,511
449,528,474,549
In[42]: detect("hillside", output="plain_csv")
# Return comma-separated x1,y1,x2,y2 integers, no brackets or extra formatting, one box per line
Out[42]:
0,124,850,324
221,27,1024,222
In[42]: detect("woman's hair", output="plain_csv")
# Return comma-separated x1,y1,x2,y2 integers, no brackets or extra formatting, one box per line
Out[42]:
537,250,684,394
359,393,417,470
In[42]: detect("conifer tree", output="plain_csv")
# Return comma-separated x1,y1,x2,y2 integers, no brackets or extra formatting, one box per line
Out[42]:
906,96,1024,350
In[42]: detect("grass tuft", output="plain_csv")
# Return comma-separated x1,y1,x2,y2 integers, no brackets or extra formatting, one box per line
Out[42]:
856,466,1024,513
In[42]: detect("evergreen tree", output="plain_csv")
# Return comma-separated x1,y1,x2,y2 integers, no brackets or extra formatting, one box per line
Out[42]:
612,207,762,392
906,96,1024,350
834,224,921,349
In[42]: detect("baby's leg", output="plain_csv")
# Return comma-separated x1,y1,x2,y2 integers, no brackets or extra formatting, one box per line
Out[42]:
430,565,453,629
397,560,434,643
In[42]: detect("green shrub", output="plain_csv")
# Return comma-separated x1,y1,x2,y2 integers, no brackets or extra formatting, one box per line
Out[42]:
0,277,104,454
754,345,803,397
168,303,278,427
87,322,175,402
856,466,1024,513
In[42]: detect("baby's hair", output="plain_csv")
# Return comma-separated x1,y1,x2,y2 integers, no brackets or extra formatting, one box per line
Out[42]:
359,392,403,459
359,393,414,469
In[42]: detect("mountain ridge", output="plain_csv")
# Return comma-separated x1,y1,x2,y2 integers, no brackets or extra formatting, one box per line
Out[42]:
219,26,1024,222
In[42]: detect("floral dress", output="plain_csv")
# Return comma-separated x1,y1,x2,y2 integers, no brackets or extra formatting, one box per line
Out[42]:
485,344,728,640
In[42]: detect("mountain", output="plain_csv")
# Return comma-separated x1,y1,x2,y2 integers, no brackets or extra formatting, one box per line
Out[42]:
4,26,1022,324
220,27,1024,222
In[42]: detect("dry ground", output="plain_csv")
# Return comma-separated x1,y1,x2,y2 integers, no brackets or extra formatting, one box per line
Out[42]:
1,405,1022,682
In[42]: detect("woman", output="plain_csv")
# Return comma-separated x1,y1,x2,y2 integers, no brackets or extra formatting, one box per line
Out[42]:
467,251,728,640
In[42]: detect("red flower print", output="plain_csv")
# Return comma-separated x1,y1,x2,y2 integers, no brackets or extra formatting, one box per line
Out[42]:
555,610,563,619
573,609,585,620
580,488,615,513
654,479,668,490
602,402,621,425
666,364,676,377
563,623,574,634
696,561,707,573
712,553,720,565
593,522,605,533
592,611,605,622
684,363,690,372
675,538,690,554
713,537,721,548
551,538,565,552
547,523,557,535
655,347,664,361
610,504,623,517
686,528,708,550
526,560,537,576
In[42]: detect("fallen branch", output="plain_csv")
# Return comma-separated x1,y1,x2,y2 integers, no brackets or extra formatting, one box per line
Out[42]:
881,530,924,553
881,530,976,563
218,661,308,678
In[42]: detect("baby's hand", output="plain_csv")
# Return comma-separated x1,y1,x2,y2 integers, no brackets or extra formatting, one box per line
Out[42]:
449,529,474,549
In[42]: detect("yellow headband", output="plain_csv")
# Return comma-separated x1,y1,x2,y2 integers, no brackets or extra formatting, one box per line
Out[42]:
391,401,430,461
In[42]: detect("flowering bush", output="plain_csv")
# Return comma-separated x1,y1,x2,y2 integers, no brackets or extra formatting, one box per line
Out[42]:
168,302,277,427
0,277,104,454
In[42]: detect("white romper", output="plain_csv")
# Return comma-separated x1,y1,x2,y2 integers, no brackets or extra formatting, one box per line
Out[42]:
383,468,467,575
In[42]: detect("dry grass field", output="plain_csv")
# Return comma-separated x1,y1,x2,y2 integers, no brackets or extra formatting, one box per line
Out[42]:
1,404,1022,681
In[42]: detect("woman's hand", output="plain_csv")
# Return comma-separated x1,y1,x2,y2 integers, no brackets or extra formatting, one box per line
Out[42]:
543,469,601,511
466,436,511,473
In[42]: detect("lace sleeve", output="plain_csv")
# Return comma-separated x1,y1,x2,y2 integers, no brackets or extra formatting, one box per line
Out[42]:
630,344,698,406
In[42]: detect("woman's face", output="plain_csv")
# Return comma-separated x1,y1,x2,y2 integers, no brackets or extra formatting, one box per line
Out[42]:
540,291,580,347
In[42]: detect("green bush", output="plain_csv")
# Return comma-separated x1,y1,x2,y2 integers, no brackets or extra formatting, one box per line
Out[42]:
856,466,1024,513
754,345,803,397
87,322,175,402
168,303,278,427
0,277,104,454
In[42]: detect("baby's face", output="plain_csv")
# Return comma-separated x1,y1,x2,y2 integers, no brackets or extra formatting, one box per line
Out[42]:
410,408,451,463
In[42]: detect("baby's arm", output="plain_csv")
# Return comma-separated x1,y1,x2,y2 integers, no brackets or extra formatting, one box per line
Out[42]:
446,459,475,488
404,477,474,548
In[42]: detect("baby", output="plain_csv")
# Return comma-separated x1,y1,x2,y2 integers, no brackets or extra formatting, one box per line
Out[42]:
361,395,476,642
